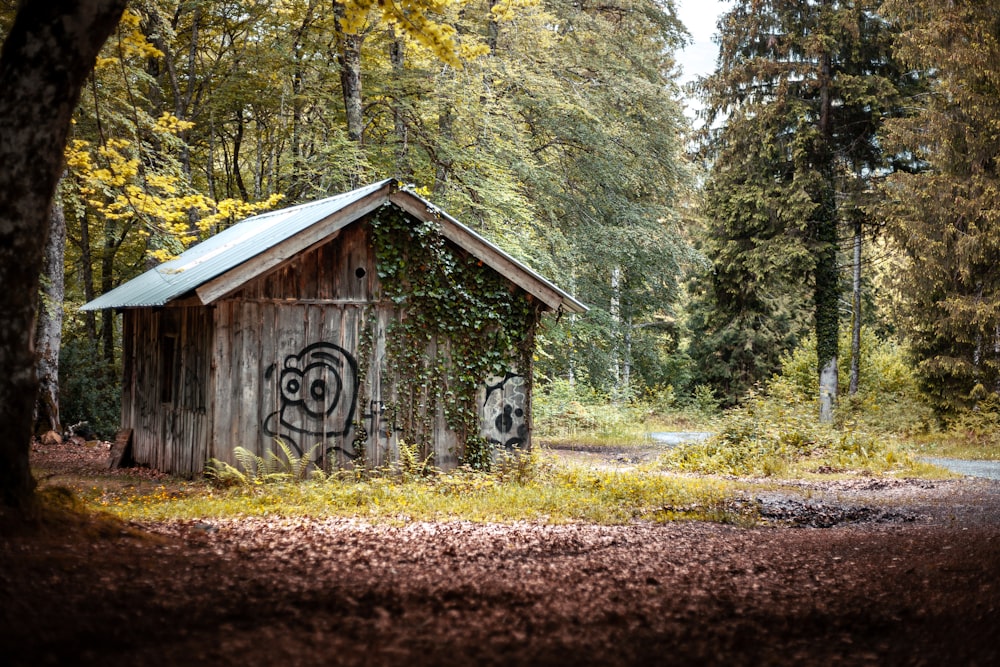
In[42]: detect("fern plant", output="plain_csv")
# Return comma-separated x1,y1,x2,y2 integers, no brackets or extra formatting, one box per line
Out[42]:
205,440,320,485
203,459,248,487
396,439,436,481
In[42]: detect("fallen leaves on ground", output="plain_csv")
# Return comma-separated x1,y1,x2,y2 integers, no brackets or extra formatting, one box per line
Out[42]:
2,443,998,666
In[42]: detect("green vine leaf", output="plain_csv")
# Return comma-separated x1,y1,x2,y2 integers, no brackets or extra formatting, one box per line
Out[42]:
371,207,540,469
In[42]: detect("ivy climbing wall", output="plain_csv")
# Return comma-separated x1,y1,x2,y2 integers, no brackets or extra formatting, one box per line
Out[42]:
190,206,541,473
370,205,541,469
118,203,543,474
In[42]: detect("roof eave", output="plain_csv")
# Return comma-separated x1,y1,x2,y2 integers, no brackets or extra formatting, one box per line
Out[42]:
388,189,588,315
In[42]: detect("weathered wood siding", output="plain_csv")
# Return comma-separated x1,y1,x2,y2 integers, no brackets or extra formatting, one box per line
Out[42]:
208,221,469,470
121,217,533,475
209,299,365,466
230,223,375,302
121,306,212,474
210,222,386,467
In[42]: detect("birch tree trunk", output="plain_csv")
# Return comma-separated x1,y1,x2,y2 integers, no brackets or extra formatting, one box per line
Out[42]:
849,217,862,396
33,198,66,436
0,0,127,510
610,266,621,388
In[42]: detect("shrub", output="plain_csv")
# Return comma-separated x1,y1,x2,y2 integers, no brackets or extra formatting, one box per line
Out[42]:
944,393,1000,451
491,447,552,485
59,338,120,438
659,383,916,478
776,329,933,434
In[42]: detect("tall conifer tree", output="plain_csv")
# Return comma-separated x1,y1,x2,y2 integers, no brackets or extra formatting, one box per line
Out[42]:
880,0,1000,412
694,0,903,415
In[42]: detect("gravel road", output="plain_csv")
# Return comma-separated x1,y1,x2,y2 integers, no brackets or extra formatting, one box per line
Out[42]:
923,457,1000,480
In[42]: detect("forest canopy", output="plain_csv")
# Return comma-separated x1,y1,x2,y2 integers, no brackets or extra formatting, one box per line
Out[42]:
41,0,690,430
4,0,999,457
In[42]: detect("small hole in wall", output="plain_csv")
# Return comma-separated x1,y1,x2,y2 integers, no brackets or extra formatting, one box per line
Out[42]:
355,267,367,279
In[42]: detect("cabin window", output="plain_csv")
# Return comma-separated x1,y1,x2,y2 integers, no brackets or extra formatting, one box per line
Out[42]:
160,335,177,403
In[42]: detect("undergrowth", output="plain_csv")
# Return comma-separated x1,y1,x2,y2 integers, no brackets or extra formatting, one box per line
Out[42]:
86,449,742,525
205,441,318,485
533,380,719,446
659,379,921,478
778,330,935,436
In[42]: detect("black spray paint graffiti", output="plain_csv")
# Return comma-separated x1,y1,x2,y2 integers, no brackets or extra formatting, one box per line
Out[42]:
262,342,359,459
482,373,528,449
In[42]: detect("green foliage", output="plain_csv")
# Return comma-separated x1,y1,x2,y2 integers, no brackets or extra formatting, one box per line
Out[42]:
693,0,912,409
370,205,538,468
689,384,722,419
684,166,815,404
777,328,934,433
533,379,718,445
396,439,436,482
417,0,690,399
490,448,552,486
205,441,320,486
58,338,120,439
659,386,918,478
533,378,649,444
461,436,494,473
936,394,1000,456
879,0,1000,415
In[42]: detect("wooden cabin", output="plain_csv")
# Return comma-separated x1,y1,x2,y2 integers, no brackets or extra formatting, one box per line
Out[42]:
82,180,586,475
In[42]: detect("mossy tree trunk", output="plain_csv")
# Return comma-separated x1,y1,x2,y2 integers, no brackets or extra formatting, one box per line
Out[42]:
33,196,66,436
815,47,839,424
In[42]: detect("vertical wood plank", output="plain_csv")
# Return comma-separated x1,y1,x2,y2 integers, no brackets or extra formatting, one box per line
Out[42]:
258,301,278,461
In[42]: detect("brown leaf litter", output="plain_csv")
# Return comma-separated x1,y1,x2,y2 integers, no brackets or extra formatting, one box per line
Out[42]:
2,441,998,666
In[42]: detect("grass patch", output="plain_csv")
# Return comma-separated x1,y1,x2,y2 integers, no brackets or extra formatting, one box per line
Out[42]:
901,433,1000,461
57,452,743,525
534,381,718,447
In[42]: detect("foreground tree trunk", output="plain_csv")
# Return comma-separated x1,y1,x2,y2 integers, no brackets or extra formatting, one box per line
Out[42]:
33,198,67,436
0,0,127,511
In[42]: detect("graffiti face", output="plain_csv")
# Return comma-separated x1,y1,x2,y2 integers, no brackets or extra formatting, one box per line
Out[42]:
279,359,344,419
263,342,359,458
482,373,528,449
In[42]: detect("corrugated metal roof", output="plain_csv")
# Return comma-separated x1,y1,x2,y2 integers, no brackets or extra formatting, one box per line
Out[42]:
81,180,392,310
81,179,587,314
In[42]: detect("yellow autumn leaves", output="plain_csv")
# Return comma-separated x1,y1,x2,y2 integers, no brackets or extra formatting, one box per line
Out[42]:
69,9,285,263
66,116,283,263
66,0,544,264
335,0,542,67
95,9,163,69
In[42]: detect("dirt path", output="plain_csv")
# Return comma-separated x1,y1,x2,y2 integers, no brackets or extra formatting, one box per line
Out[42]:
2,443,998,666
922,456,1000,480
